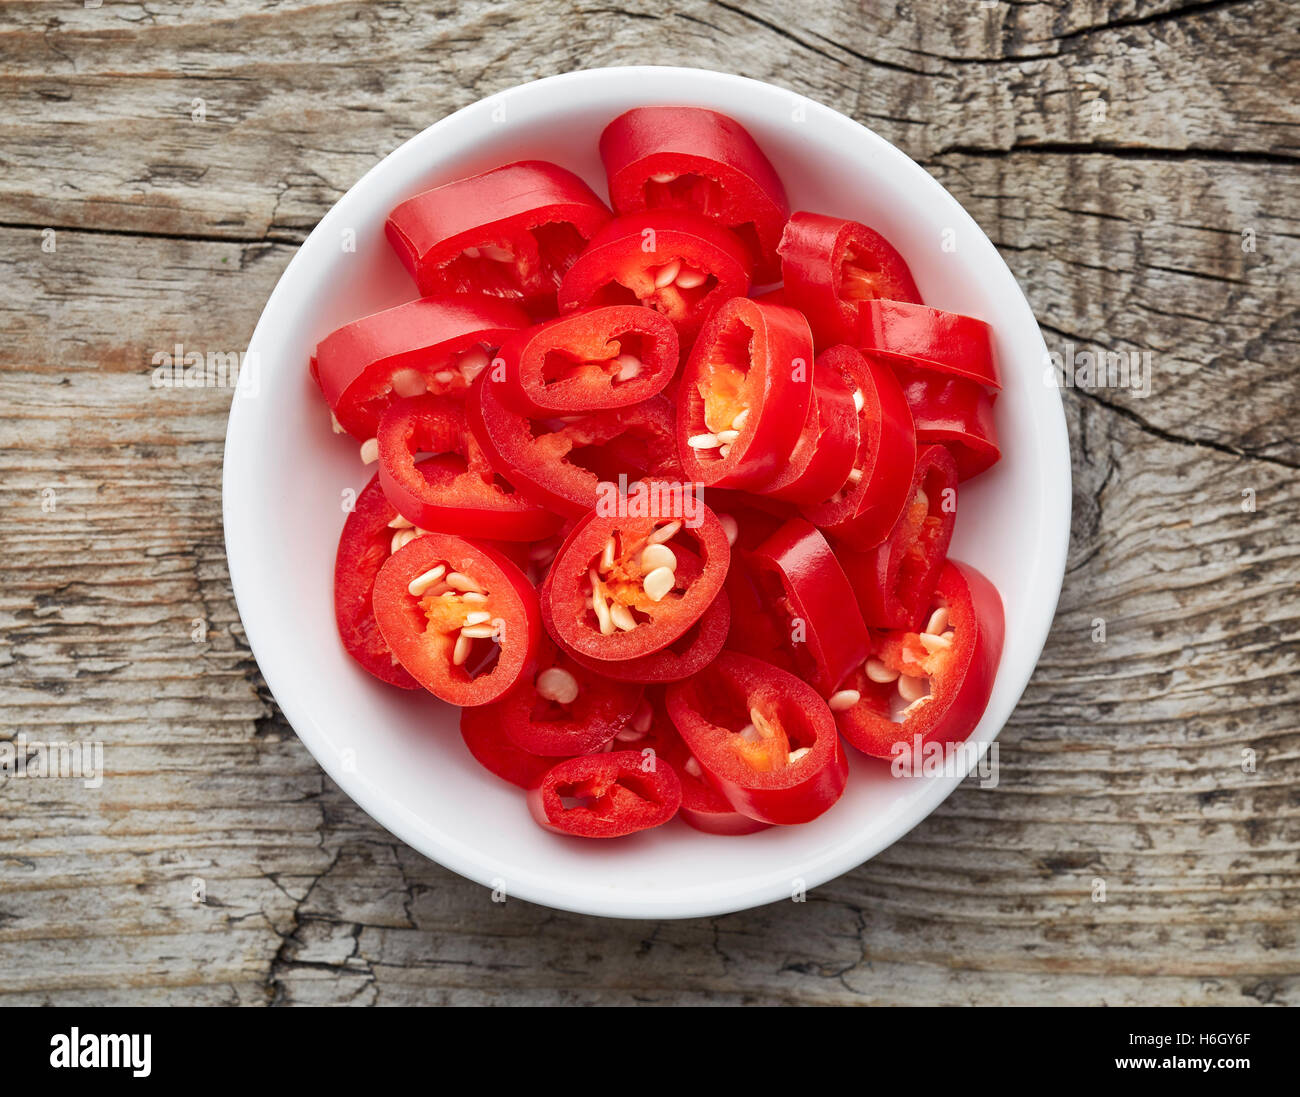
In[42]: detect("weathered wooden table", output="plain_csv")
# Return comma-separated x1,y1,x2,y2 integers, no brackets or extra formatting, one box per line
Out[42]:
2,1,1296,1005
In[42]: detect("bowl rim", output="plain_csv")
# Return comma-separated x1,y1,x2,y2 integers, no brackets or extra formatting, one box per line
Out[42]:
223,65,1071,919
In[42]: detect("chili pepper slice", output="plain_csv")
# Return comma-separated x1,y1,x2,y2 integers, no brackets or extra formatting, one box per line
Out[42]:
777,212,922,347
749,519,872,696
758,352,860,505
665,652,847,825
372,533,541,706
469,376,681,518
892,363,1001,480
544,506,731,663
385,160,611,313
491,304,679,417
527,749,682,838
312,294,530,440
621,692,770,835
676,297,814,490
831,560,1004,759
459,705,558,789
556,210,752,343
801,345,916,549
490,636,643,756
333,473,420,690
600,106,789,282
376,395,561,541
836,444,958,631
547,574,731,684
856,300,1000,389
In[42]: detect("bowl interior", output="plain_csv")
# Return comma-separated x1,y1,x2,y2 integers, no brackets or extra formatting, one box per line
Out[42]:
223,67,1069,918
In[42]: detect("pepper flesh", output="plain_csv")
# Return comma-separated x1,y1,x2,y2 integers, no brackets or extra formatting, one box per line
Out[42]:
557,210,752,343
600,107,790,282
490,304,679,417
676,297,814,490
376,395,561,541
527,750,682,837
835,444,959,631
385,160,611,313
372,533,541,706
832,560,1004,758
312,294,530,440
665,652,848,825
778,212,922,347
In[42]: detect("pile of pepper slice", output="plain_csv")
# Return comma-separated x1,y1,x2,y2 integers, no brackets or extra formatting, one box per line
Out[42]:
313,105,1006,840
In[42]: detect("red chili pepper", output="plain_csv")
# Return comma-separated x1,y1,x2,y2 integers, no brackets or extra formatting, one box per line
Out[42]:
333,473,420,690
749,519,871,696
856,300,999,389
312,294,530,440
459,705,558,789
557,210,752,343
665,653,847,825
469,376,680,518
676,297,814,490
543,507,731,664
548,582,731,684
491,304,679,417
600,107,790,282
630,692,770,836
801,345,916,549
892,363,1001,480
527,750,682,838
832,560,1004,759
489,637,643,757
777,212,922,347
758,351,860,505
372,533,541,706
709,498,798,672
836,444,958,630
376,395,561,541
385,161,611,313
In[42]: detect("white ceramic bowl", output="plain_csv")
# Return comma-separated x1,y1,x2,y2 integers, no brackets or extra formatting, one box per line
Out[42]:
223,67,1070,919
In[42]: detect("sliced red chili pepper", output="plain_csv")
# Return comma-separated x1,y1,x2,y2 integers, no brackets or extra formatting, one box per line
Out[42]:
892,363,1001,480
777,212,922,346
665,652,847,825
333,473,419,690
856,300,999,389
469,376,680,518
749,519,871,696
758,352,860,505
372,533,541,706
527,750,682,838
490,636,642,756
544,507,731,663
832,560,1004,759
548,579,731,684
556,210,752,343
802,345,916,549
385,160,611,313
459,705,557,789
704,498,797,672
600,106,789,282
312,294,530,440
676,297,814,490
491,304,678,416
836,444,958,631
625,692,770,835
376,395,561,541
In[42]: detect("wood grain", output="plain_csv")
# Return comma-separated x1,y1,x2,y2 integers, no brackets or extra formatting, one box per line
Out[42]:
0,0,1296,1005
